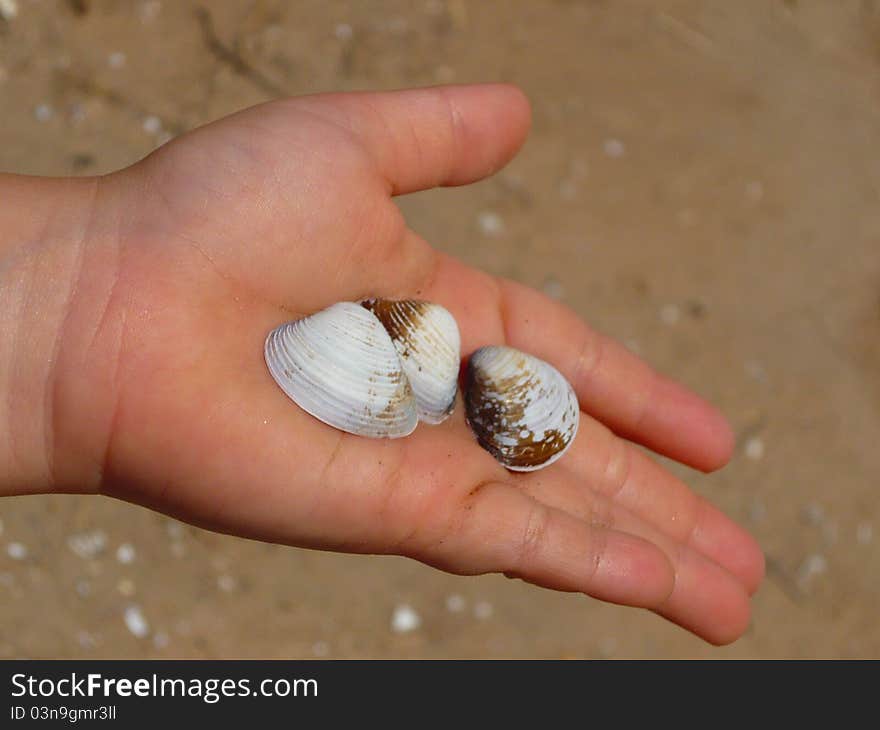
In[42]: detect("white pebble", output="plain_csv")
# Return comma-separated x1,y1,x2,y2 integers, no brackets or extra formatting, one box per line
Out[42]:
139,0,161,23
34,104,53,122
799,553,828,582
659,304,680,325
477,211,504,237
603,138,625,158
744,436,764,461
624,338,641,355
0,0,18,21
124,605,150,638
165,520,184,539
152,631,170,650
108,51,126,69
748,499,767,524
6,542,27,560
217,574,237,593
473,600,493,620
744,359,767,383
76,630,97,649
445,594,466,613
800,502,825,526
334,23,353,40
142,115,162,135
115,543,136,564
67,530,108,560
857,522,873,545
598,636,618,657
117,578,135,597
390,604,421,633
542,277,565,300
311,640,329,657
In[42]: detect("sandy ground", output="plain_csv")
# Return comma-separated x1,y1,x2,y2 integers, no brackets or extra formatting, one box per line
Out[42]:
0,0,878,658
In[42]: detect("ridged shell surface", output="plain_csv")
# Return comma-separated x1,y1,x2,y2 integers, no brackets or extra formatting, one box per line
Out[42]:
361,299,460,424
264,302,418,438
464,346,579,471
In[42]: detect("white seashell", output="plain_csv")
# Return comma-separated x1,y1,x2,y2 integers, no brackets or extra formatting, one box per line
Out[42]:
464,345,579,471
265,302,418,438
361,299,461,424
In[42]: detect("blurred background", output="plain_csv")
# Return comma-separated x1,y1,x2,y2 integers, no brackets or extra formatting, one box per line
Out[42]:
1,0,878,658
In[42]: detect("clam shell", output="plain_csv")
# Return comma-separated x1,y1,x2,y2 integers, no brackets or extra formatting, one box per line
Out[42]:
464,346,579,471
361,298,461,424
264,302,418,438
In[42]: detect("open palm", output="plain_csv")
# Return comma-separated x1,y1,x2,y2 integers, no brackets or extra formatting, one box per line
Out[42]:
89,85,763,644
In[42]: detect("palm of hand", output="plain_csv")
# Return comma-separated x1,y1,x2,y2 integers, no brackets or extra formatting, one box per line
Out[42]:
93,87,762,644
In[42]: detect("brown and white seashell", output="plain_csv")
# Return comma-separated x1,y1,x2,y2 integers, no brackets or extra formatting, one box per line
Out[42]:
361,298,461,424
264,302,418,438
464,345,579,471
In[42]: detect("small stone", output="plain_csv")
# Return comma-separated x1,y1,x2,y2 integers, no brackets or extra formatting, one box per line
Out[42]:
142,115,162,135
797,553,827,585
857,522,873,545
800,502,825,526
390,604,421,633
744,436,764,461
217,574,237,593
558,179,578,201
124,605,149,638
598,636,618,658
34,104,53,122
334,23,353,40
6,542,27,560
659,304,680,325
138,0,161,23
473,600,493,620
67,530,108,560
542,277,565,300
117,578,136,597
445,594,466,613
603,138,625,158
75,579,92,598
434,65,456,83
311,640,329,657
0,0,18,21
748,499,767,524
116,543,136,564
76,631,97,649
477,211,504,237
152,631,170,649
108,51,126,69
744,359,767,383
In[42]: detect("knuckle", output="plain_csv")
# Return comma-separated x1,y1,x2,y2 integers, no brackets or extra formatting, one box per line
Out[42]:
512,503,550,573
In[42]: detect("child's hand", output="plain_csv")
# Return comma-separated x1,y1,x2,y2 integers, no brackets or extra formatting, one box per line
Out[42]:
0,85,763,644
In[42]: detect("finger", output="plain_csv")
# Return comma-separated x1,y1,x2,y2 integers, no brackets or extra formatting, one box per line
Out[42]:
417,480,675,610
518,465,753,644
563,416,765,593
304,84,532,195
497,278,734,471
413,252,734,472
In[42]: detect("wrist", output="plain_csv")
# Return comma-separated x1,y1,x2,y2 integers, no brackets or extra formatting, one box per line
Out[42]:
0,173,124,496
